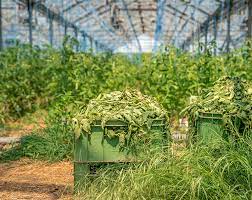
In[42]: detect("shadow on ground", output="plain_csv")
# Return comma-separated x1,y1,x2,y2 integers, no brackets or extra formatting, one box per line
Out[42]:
0,181,72,199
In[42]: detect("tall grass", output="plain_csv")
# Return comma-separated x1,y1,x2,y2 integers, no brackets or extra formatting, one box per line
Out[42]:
77,135,252,200
0,123,73,162
0,96,75,162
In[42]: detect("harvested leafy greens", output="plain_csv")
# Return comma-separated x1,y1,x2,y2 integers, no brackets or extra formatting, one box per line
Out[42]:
72,89,169,152
182,76,252,138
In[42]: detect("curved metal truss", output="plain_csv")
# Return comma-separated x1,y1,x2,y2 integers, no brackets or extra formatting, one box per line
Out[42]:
0,0,249,53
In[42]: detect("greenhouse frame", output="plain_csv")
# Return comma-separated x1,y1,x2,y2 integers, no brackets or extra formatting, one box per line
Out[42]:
1,1,252,199
0,0,251,53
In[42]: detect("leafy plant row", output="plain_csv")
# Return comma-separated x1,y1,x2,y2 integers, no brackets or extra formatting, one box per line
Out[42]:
0,38,252,123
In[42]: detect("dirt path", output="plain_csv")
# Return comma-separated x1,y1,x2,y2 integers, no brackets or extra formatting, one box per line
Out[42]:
0,159,73,200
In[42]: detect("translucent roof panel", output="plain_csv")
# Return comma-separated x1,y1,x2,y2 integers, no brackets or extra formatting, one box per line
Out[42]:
1,0,247,52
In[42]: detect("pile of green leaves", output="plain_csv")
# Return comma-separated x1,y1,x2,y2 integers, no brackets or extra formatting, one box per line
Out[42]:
182,76,252,138
72,89,168,151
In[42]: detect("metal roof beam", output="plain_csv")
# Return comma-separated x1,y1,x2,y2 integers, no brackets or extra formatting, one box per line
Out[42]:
168,4,189,45
73,0,139,23
173,0,205,47
215,0,225,3
137,2,145,33
16,0,113,51
77,0,130,51
121,0,142,52
188,4,210,16
73,0,141,24
164,2,200,44
62,0,86,13
153,0,166,52
182,0,241,48
119,8,156,11
73,4,107,23
164,8,199,24
166,4,200,23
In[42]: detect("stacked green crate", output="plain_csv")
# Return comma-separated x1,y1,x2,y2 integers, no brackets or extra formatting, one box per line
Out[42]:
72,90,169,190
183,77,251,145
196,112,224,144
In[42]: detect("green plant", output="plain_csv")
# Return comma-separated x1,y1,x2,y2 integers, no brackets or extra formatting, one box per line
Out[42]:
77,136,252,199
182,76,252,142
1,41,252,122
0,122,73,162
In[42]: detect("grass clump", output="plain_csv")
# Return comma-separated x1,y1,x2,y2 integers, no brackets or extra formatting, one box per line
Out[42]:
0,96,75,162
0,123,73,162
78,136,252,200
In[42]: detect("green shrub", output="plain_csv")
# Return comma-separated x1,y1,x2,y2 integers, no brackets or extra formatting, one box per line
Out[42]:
1,41,252,121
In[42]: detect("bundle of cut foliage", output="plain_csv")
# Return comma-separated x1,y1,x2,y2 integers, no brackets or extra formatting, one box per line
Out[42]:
72,89,169,153
182,76,252,139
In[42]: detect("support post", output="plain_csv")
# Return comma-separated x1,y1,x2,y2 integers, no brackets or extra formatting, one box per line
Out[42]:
197,28,200,51
0,0,3,50
248,0,252,38
226,0,231,52
82,34,86,51
74,29,78,38
90,37,93,50
192,34,194,52
182,43,185,51
27,0,33,46
74,29,78,51
64,23,68,36
49,14,53,46
213,17,217,55
204,23,208,52
95,41,98,52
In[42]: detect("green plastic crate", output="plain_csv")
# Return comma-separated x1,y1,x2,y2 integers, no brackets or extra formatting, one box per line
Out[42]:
74,119,168,189
196,112,224,144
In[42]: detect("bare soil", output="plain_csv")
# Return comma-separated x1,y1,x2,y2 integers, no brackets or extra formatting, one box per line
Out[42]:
0,159,73,200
